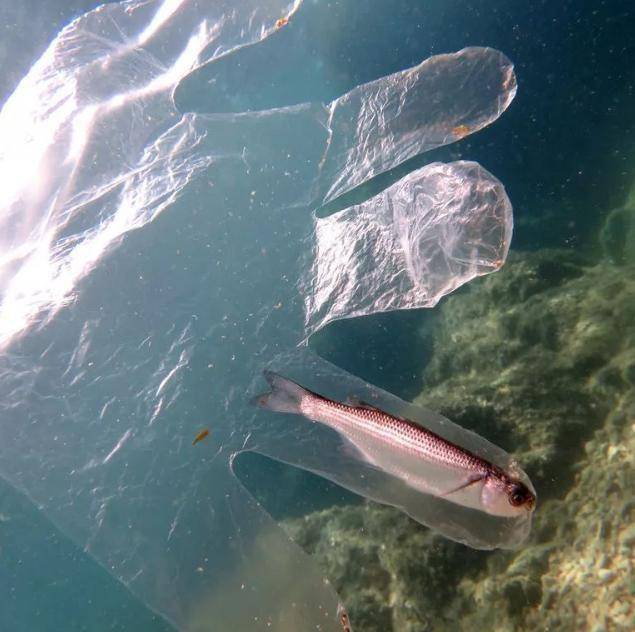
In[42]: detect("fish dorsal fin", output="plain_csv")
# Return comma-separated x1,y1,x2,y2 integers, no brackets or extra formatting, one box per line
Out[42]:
345,395,384,412
345,396,414,425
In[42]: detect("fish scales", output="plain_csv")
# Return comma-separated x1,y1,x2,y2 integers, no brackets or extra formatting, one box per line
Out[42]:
303,394,486,474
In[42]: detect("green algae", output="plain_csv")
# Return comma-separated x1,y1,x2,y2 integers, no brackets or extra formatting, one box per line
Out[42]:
600,182,635,266
285,249,635,631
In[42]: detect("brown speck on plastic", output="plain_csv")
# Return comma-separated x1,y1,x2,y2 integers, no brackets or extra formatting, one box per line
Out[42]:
339,607,352,632
452,124,471,137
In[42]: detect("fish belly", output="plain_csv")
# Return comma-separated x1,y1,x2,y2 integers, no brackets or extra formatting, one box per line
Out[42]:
337,419,487,513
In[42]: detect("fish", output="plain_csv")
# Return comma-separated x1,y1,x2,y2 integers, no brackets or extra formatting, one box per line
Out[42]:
192,428,210,445
252,371,535,518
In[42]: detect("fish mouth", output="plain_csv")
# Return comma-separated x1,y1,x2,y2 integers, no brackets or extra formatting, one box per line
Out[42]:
524,496,536,512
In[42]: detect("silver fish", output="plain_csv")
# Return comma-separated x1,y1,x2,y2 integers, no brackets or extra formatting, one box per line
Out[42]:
253,371,535,518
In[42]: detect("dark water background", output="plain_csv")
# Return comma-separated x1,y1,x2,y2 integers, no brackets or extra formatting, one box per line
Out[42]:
0,1,633,630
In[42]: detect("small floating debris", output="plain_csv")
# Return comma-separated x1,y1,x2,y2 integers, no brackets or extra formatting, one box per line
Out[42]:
192,428,210,445
275,16,289,29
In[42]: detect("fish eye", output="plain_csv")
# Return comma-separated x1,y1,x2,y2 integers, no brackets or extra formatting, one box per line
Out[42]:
508,483,528,506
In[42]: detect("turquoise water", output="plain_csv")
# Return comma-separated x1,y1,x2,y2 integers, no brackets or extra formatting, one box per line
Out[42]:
0,1,633,630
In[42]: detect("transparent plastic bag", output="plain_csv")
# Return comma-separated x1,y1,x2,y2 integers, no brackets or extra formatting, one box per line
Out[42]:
0,1,519,628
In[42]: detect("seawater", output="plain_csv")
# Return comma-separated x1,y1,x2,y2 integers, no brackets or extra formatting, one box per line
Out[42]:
0,1,633,631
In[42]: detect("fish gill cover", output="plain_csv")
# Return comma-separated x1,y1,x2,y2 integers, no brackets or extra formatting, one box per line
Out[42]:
0,0,519,629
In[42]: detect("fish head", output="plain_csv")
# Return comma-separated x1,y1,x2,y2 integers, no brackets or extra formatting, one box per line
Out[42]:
480,475,536,518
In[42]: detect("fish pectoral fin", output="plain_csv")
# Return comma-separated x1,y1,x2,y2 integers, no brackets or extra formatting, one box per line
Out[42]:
441,474,487,497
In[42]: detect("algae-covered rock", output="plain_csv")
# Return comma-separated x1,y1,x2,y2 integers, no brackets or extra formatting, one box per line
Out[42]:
285,250,635,631
285,505,482,632
416,250,633,497
600,183,635,266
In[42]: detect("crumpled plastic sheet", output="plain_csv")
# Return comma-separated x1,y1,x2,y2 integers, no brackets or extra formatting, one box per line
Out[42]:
0,1,519,630
305,161,512,335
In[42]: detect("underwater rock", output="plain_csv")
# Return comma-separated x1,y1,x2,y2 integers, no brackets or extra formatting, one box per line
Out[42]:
284,505,482,632
599,183,635,266
286,249,635,631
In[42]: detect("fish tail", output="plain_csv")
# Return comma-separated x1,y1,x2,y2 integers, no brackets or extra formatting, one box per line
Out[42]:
251,370,308,414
